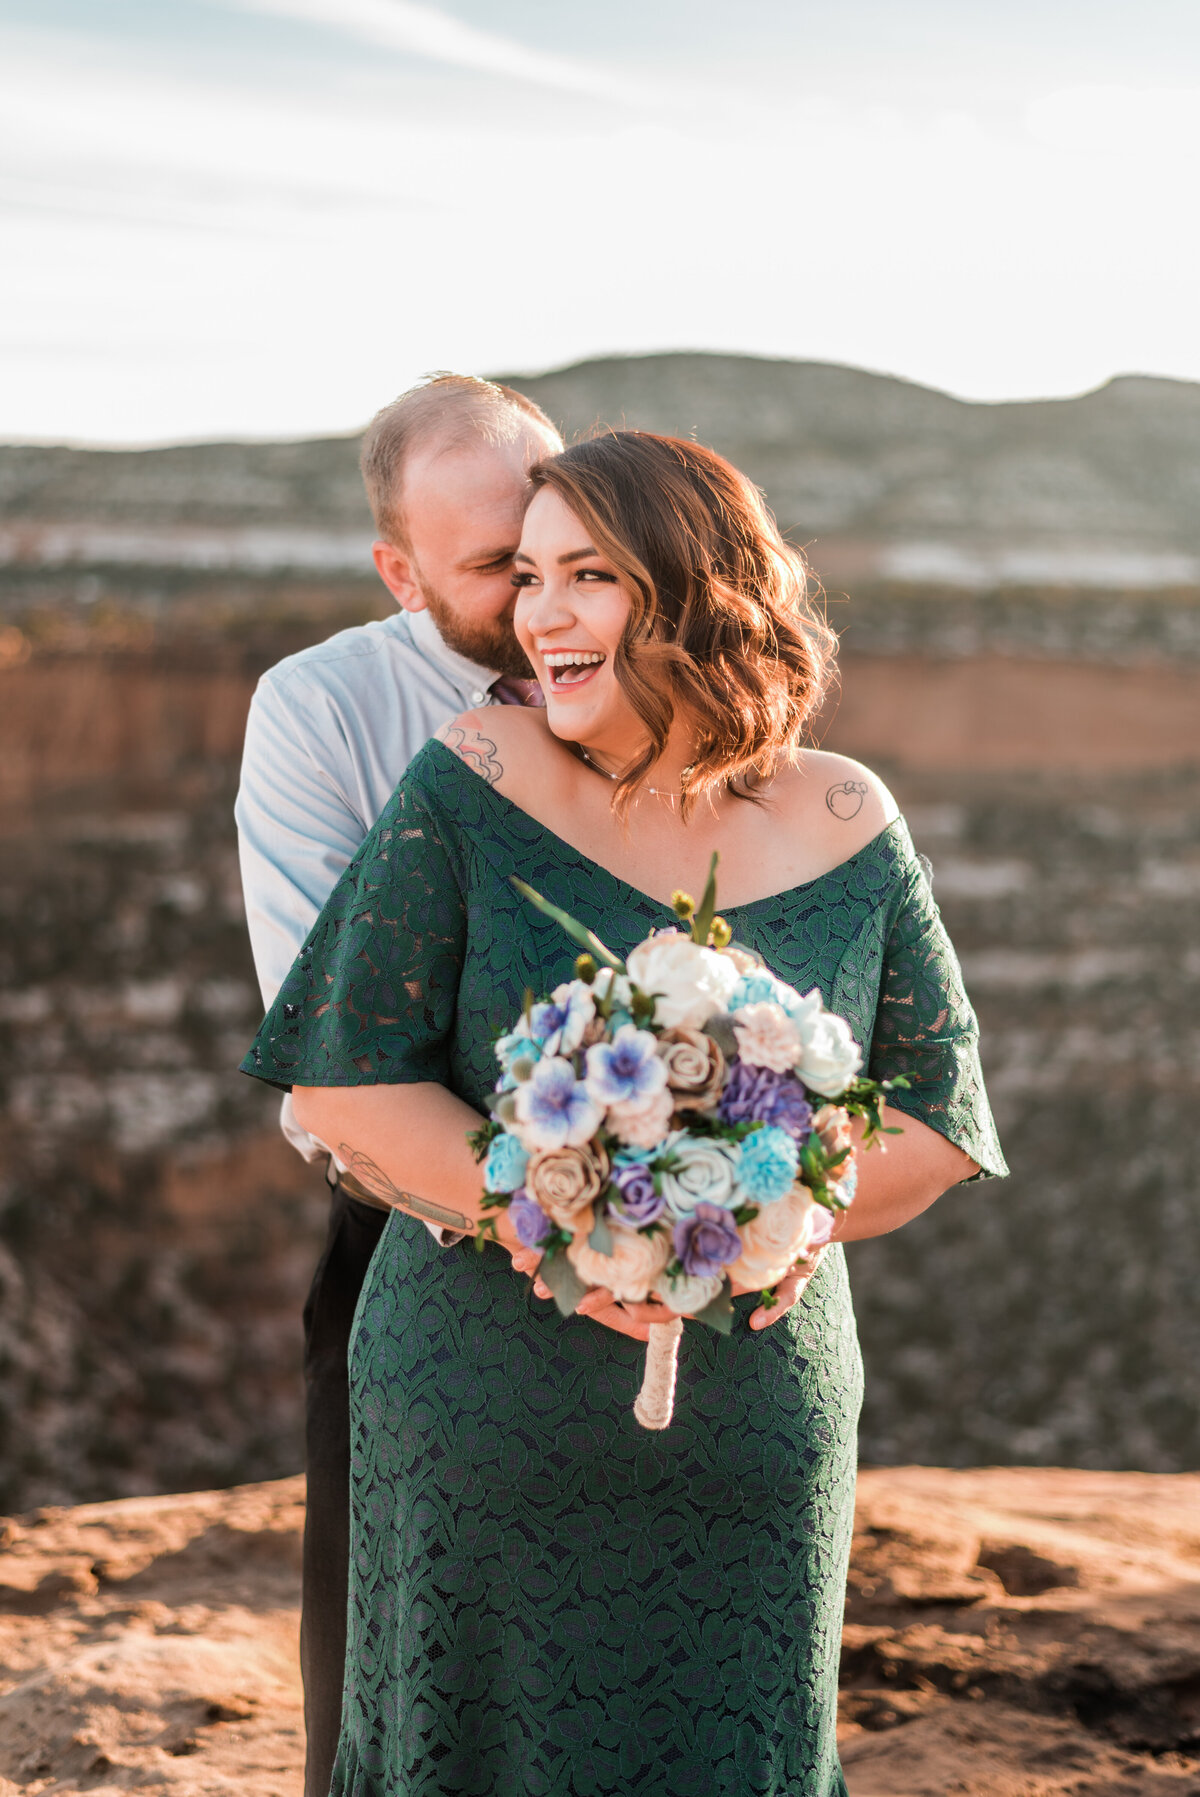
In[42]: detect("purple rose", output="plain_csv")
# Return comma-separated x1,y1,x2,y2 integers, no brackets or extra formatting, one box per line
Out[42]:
673,1201,742,1279
718,1060,813,1141
509,1189,552,1247
609,1162,666,1226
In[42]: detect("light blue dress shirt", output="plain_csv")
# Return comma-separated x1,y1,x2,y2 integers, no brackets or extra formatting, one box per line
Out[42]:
236,605,502,1190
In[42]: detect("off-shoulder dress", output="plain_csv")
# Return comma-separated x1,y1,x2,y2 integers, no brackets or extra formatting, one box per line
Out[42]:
243,738,1006,1797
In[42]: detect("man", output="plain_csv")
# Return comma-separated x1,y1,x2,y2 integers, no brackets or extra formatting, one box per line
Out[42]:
236,373,562,1797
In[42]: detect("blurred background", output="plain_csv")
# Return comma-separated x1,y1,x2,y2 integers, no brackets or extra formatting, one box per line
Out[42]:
1,0,1198,1510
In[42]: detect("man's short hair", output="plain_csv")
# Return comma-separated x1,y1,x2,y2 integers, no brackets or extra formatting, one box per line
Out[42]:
360,372,561,547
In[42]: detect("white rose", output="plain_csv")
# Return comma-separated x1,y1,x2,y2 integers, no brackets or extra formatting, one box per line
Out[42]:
660,1138,739,1217
653,1269,723,1315
626,929,739,1031
791,1002,862,1098
728,1185,816,1289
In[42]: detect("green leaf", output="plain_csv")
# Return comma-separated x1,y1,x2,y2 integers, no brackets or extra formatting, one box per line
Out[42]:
690,851,720,946
510,878,624,969
689,1276,735,1334
537,1246,591,1317
588,1212,614,1256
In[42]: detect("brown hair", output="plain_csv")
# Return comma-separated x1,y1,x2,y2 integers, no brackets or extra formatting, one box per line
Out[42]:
528,430,837,818
360,372,560,547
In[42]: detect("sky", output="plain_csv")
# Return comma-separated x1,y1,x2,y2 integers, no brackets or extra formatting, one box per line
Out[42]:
2,0,1199,444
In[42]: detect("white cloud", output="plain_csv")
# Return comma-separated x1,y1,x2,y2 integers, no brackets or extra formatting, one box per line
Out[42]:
216,0,650,104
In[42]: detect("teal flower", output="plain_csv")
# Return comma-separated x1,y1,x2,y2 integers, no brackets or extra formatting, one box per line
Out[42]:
735,1125,799,1204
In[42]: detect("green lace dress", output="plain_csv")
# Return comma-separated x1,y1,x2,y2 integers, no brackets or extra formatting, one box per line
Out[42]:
243,740,1006,1797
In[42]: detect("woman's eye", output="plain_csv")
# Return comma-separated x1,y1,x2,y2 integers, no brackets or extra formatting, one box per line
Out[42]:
510,571,538,588
577,568,618,584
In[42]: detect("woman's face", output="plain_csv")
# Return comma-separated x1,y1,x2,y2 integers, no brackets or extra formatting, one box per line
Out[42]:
513,487,640,758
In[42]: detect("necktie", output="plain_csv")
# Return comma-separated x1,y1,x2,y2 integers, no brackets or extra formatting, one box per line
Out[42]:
489,675,546,708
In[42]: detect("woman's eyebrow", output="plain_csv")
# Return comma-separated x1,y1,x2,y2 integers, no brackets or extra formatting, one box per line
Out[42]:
512,545,600,567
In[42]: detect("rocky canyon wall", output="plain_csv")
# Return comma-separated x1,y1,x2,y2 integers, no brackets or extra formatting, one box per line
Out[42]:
1,579,1198,1509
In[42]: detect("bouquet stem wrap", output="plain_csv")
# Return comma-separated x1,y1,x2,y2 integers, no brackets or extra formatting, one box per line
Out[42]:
633,1316,684,1430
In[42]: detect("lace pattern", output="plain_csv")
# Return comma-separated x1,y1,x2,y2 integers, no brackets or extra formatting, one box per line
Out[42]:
242,740,1006,1795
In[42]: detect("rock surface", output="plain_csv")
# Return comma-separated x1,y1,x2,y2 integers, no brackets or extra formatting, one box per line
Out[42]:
2,1469,1198,1796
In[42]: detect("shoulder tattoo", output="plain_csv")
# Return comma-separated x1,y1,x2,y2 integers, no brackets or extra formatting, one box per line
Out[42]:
338,1145,474,1235
438,723,504,787
825,779,868,821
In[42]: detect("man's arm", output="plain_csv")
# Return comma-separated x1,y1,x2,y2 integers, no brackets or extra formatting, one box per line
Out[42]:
235,673,369,1010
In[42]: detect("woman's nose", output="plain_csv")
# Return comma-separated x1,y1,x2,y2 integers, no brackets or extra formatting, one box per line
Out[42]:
523,577,575,635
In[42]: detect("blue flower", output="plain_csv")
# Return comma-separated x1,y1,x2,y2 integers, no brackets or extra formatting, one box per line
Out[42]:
494,1028,542,1091
728,972,802,1014
585,1024,668,1108
514,1055,603,1150
529,980,596,1056
735,1125,799,1205
509,1190,553,1246
483,1132,529,1194
673,1202,742,1278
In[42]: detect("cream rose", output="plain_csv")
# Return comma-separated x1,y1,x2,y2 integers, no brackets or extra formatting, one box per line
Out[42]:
812,1104,854,1158
525,1142,610,1230
660,1138,739,1217
606,1086,676,1149
626,930,739,1030
657,1027,726,1111
792,1005,862,1097
728,1184,816,1289
567,1221,672,1302
731,1001,803,1074
653,1269,723,1314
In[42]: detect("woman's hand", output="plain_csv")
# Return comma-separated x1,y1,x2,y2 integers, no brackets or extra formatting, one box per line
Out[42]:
527,1250,827,1341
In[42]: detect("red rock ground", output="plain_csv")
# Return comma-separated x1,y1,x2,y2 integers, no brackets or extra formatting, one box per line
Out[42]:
2,1468,1199,1796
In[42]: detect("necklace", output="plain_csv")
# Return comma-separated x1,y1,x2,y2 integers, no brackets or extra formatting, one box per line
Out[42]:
578,746,678,799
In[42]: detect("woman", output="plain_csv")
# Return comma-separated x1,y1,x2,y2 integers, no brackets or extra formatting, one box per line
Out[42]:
244,431,1006,1796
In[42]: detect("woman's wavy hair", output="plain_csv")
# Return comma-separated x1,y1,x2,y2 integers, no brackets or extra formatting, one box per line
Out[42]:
528,430,838,819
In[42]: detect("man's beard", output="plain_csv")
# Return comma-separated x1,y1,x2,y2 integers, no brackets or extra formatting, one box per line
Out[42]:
422,584,534,679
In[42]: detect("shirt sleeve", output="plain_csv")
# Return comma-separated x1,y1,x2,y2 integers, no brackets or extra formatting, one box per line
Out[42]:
867,851,1008,1181
241,767,466,1095
235,670,374,1011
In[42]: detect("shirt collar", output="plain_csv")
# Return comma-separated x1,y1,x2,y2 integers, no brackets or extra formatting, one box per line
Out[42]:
405,604,499,702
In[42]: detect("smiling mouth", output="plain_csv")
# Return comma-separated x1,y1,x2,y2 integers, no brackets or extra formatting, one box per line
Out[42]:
542,650,606,689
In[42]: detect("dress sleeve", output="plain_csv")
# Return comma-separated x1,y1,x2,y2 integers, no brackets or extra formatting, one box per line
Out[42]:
240,768,465,1092
867,849,1008,1181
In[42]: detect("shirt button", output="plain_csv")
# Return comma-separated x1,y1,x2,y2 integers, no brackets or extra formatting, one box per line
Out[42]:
471,689,486,704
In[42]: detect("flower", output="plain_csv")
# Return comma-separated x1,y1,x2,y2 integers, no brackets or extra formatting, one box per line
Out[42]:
529,980,596,1056
509,1190,553,1247
792,1003,862,1097
731,1002,804,1074
606,1087,676,1149
830,1156,858,1207
625,929,739,1030
807,1203,838,1248
718,1061,816,1142
585,1024,668,1108
653,1269,723,1314
567,1220,672,1302
660,1138,739,1216
483,1132,529,1194
493,1027,542,1089
593,967,634,1011
514,1056,604,1150
728,971,802,1014
728,1185,816,1288
812,1104,854,1160
735,1125,800,1205
656,1027,725,1111
525,1141,609,1229
609,1162,666,1226
672,1202,743,1278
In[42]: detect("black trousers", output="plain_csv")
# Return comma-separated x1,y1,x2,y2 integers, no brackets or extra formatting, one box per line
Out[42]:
301,1177,388,1797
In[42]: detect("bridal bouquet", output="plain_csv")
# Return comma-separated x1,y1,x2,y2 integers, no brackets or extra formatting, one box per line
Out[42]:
470,858,903,1429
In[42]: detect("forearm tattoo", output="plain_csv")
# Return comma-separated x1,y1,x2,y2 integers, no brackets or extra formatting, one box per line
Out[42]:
437,724,504,787
825,779,868,820
338,1145,474,1234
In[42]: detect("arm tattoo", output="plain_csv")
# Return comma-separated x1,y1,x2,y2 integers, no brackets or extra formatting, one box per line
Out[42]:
338,1145,475,1234
825,779,868,820
437,724,504,787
